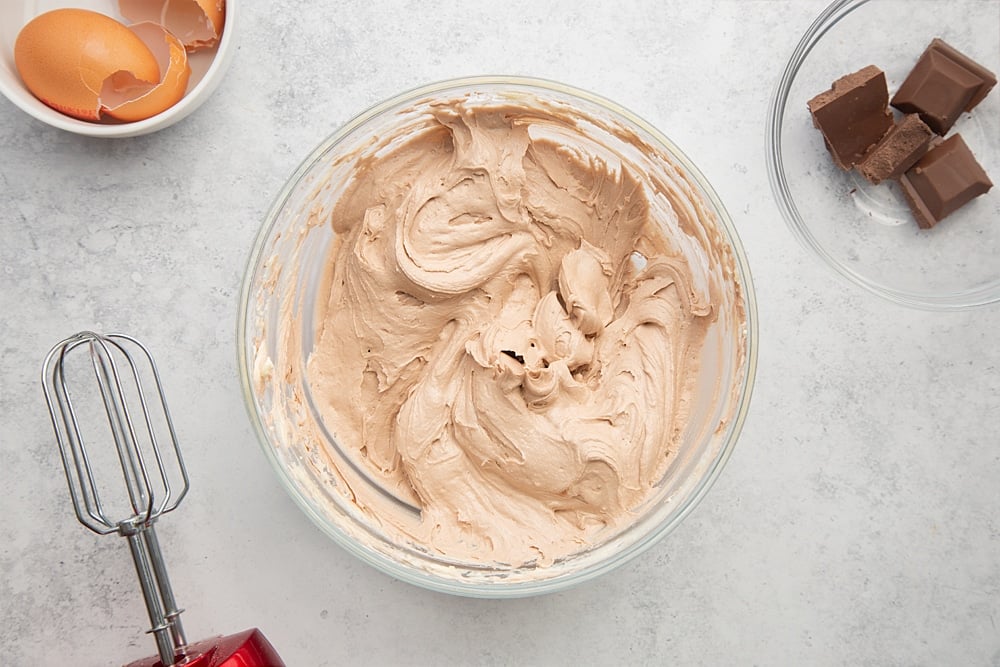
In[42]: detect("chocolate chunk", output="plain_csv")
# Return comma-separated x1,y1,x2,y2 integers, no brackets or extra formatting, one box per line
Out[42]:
898,134,993,229
808,65,893,170
857,114,935,185
891,38,997,135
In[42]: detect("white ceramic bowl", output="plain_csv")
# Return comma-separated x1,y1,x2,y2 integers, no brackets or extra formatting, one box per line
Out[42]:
0,0,238,137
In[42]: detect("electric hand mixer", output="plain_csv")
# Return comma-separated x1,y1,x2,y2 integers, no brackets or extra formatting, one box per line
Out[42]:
42,332,285,667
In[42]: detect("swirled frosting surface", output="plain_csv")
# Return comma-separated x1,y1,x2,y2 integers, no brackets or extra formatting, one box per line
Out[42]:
294,93,741,567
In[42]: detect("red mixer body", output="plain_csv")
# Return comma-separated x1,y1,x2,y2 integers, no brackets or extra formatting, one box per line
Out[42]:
123,628,284,667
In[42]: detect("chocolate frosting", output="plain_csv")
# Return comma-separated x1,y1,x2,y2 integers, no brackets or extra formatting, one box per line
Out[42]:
258,91,747,568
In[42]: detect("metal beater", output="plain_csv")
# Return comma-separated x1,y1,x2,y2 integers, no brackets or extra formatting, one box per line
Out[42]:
42,332,283,667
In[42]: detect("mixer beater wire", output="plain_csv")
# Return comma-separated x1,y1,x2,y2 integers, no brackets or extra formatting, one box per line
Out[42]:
43,332,191,667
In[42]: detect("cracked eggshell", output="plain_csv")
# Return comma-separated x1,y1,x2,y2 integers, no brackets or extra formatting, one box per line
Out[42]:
14,9,191,123
104,22,190,122
13,8,161,121
119,0,225,51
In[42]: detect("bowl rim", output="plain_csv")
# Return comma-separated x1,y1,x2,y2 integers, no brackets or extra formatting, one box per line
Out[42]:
765,0,1000,311
0,0,239,138
237,74,760,597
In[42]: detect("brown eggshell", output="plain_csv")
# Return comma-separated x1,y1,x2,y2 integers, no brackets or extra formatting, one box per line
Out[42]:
105,22,191,122
14,9,161,121
119,0,225,51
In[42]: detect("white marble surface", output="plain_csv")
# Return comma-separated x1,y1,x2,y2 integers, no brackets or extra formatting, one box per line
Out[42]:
2,1,999,665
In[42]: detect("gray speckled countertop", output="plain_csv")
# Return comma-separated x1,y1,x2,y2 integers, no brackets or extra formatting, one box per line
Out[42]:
2,1,999,665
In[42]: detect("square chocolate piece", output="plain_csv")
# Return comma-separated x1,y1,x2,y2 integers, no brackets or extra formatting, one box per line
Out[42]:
898,134,993,229
857,114,935,185
808,65,894,170
891,38,998,135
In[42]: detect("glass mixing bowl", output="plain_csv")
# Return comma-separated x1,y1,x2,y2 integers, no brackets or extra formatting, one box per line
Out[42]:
767,0,1000,309
238,76,757,597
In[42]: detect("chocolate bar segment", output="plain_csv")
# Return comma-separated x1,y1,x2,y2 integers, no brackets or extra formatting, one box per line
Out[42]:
891,38,998,135
857,114,935,185
898,134,993,229
808,65,893,170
